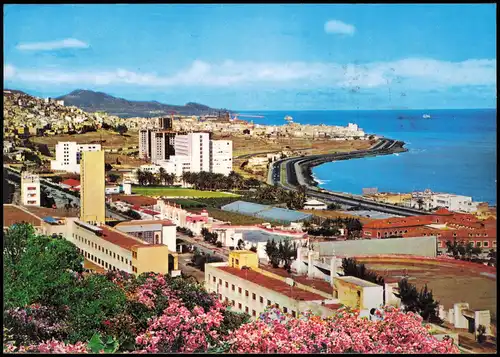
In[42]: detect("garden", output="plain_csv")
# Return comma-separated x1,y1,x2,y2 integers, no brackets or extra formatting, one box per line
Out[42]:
3,223,459,354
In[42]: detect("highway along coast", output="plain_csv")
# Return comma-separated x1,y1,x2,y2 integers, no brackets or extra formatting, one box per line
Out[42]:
268,138,430,217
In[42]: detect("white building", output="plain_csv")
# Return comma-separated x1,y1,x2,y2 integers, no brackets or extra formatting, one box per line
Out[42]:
431,193,479,213
303,199,328,210
210,140,233,175
21,173,40,206
158,155,191,178
174,132,210,173
50,142,101,174
114,219,177,253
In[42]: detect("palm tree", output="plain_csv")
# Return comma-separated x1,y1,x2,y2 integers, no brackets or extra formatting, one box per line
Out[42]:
135,168,146,186
416,198,425,210
158,167,168,185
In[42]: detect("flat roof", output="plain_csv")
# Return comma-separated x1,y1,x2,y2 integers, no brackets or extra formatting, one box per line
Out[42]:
259,265,334,295
3,204,42,227
337,276,380,288
22,205,79,218
217,266,326,301
116,219,175,227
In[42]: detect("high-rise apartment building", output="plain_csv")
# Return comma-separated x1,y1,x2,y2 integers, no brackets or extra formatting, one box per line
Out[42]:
51,142,101,173
210,140,233,175
174,132,210,172
139,117,177,163
21,172,40,206
80,150,105,226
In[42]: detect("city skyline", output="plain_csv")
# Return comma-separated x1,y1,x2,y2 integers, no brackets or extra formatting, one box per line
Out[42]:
4,4,497,110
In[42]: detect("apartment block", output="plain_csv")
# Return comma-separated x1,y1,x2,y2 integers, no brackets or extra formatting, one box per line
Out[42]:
21,172,40,206
210,140,233,175
80,150,105,226
50,142,101,174
174,132,210,172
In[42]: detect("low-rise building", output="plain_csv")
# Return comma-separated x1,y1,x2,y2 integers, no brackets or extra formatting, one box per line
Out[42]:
21,172,40,206
303,199,328,210
50,142,102,174
205,251,340,319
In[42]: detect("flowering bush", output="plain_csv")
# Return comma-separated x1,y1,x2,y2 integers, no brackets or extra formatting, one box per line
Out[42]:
3,304,69,345
229,306,459,354
4,339,89,354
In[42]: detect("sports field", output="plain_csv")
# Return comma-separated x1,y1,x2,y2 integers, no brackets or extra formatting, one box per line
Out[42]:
132,187,239,198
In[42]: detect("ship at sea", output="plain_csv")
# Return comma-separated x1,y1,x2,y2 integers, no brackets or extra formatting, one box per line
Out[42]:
422,114,431,119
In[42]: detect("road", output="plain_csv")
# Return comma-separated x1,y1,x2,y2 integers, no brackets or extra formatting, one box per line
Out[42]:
4,166,130,221
269,138,431,217
177,232,229,261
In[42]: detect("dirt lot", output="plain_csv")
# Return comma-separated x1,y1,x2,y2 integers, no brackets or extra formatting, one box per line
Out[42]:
31,129,139,150
357,259,497,320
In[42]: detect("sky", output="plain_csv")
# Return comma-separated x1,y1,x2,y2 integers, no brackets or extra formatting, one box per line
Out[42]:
3,4,497,110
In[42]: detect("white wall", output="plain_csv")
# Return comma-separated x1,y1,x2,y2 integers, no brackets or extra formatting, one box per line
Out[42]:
162,225,177,252
51,142,101,173
21,173,40,206
210,140,233,175
174,133,210,173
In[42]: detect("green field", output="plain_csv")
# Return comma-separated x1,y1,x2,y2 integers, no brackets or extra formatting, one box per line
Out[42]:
132,187,239,198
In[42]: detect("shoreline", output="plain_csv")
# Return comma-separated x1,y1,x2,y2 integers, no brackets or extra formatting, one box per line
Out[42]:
297,139,408,189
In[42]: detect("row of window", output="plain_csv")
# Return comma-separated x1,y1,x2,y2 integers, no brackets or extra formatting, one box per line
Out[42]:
438,240,495,248
217,293,297,318
79,248,121,272
73,232,132,266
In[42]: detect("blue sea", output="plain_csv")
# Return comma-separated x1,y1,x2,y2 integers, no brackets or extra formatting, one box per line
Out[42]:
241,109,497,205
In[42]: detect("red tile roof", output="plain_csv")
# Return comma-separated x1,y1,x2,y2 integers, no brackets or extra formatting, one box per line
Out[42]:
116,219,175,227
434,207,453,216
61,179,81,187
110,195,157,207
3,204,43,227
141,209,161,216
99,225,147,251
217,266,326,301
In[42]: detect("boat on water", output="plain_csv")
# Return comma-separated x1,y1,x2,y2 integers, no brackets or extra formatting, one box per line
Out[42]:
422,114,431,119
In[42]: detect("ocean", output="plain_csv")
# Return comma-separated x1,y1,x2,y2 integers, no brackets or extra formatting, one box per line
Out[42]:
241,109,497,205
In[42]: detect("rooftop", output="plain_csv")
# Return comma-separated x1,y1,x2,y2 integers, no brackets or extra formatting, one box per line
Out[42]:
115,219,175,227
61,179,81,187
109,194,157,207
3,204,42,227
97,224,148,251
259,265,334,294
337,276,381,288
217,266,327,301
22,205,79,218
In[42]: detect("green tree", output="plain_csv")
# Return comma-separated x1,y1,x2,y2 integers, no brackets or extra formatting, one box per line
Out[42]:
3,222,34,266
396,278,420,314
417,284,441,324
115,124,128,136
265,239,281,268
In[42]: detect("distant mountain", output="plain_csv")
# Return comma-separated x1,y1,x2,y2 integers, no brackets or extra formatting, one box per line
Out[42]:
4,89,28,95
56,89,229,118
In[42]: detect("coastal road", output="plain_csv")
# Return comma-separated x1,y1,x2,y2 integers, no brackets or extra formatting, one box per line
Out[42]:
269,139,431,217
4,166,130,221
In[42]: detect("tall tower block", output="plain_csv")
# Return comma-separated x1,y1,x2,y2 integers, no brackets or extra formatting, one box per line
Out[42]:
80,150,105,225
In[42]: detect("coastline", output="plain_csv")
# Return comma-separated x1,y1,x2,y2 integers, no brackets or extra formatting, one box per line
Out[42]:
297,139,408,189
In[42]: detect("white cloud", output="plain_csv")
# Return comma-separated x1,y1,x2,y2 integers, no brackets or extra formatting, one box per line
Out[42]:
324,20,356,36
4,64,15,79
16,38,89,51
4,58,496,92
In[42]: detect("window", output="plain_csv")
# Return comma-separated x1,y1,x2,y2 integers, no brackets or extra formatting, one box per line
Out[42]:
245,306,249,313
232,300,235,306
219,279,222,286
225,282,229,288
283,307,288,313
260,296,264,304
235,259,239,265
483,241,489,247
121,257,124,262
238,287,242,294
252,293,256,300
113,253,116,259
238,303,242,310
252,310,256,317
292,310,296,318
477,242,482,247
232,284,235,291
245,290,249,297
267,300,271,306
213,276,216,283
219,294,222,300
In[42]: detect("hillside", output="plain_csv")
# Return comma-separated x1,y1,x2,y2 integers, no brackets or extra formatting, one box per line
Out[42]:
56,89,229,118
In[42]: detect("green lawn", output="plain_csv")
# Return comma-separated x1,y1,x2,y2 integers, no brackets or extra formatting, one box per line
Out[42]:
132,186,239,198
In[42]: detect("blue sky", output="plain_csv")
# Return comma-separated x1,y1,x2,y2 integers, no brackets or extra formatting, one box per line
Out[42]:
3,4,497,110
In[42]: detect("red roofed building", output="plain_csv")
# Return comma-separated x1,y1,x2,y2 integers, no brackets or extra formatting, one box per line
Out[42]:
205,250,343,320
362,210,497,250
60,179,81,191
